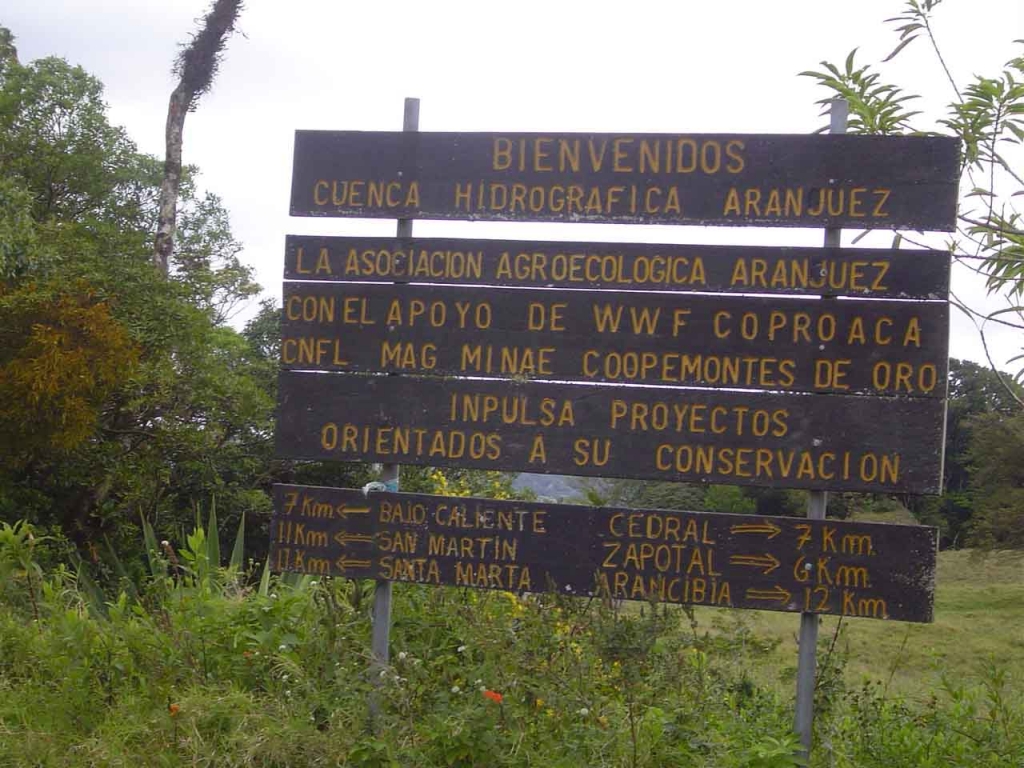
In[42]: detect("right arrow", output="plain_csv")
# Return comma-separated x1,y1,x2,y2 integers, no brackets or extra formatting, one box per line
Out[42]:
745,585,792,604
729,553,781,575
730,522,782,539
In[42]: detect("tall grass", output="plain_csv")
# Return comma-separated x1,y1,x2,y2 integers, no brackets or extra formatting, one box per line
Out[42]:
0,518,1020,766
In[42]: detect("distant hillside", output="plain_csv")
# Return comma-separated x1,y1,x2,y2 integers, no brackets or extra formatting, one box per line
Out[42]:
513,473,584,502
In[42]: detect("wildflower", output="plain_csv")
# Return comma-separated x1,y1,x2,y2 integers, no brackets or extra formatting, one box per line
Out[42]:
534,697,545,709
578,707,589,717
309,580,318,587
379,669,388,679
279,644,287,651
397,651,407,661
451,685,461,694
456,645,467,653
482,689,503,704
168,703,180,717
598,715,609,729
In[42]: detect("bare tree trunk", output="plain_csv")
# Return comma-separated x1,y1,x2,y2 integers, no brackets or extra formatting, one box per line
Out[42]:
153,0,243,275
154,87,189,275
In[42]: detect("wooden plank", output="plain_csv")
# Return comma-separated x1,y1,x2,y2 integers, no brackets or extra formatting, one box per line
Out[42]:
289,131,960,230
284,236,951,300
270,485,938,623
280,283,949,398
275,373,946,494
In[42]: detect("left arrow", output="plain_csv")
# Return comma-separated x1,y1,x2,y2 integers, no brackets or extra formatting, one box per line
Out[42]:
338,504,371,519
335,555,372,573
333,531,373,547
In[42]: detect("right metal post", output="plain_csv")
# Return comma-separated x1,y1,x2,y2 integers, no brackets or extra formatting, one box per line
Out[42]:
794,97,848,759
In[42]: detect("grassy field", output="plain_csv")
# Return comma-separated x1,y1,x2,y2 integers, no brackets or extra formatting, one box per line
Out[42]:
695,547,1024,699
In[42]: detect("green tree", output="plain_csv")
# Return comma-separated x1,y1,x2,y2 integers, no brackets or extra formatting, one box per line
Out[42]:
909,359,1024,545
703,484,757,515
0,29,321,564
966,411,1024,546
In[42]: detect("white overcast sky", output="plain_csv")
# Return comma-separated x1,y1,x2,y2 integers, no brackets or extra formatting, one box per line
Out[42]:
5,0,1023,373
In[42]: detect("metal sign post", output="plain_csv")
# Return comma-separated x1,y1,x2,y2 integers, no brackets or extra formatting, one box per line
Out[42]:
369,97,419,714
794,97,849,758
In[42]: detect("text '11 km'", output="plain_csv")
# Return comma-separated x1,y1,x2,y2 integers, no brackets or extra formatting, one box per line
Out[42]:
271,485,938,623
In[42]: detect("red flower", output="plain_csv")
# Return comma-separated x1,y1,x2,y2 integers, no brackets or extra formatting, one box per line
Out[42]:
168,703,180,717
482,689,503,704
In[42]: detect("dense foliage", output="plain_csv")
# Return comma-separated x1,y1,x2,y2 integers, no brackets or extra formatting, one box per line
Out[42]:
0,518,1021,767
0,30,371,564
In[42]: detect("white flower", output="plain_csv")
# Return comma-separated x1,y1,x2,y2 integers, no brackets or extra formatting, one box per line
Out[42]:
379,669,388,678
457,645,467,653
279,644,287,651
578,708,590,717
309,581,318,586
474,679,482,685
397,651,408,661
451,685,460,694
281,674,289,681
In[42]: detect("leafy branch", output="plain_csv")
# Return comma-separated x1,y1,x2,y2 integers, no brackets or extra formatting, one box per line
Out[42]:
802,1,1024,386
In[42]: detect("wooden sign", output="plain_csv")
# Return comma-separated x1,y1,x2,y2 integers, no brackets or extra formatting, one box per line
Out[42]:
276,372,946,493
280,282,948,397
284,235,951,300
289,131,960,230
270,484,938,623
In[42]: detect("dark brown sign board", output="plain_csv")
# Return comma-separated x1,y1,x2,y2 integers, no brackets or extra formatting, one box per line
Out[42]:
284,235,951,300
289,131,959,230
276,372,946,494
270,484,938,623
280,283,948,398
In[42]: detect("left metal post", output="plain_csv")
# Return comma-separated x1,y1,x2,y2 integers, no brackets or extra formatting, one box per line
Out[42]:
369,96,419,721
